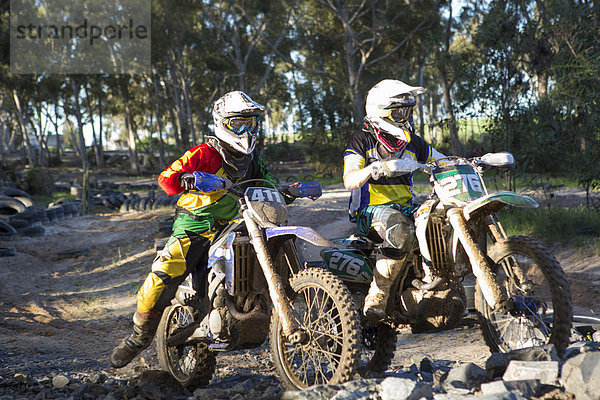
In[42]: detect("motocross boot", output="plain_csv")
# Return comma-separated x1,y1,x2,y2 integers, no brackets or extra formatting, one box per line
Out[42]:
109,312,160,369
364,257,405,321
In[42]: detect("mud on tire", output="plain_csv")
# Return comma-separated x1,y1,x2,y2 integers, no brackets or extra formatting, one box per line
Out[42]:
269,267,361,390
475,236,572,356
156,305,216,388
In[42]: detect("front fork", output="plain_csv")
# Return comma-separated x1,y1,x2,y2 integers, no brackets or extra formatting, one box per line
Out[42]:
242,209,304,344
446,208,507,311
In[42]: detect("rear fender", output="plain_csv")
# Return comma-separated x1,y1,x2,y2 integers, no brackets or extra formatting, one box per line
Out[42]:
265,226,334,247
463,191,538,221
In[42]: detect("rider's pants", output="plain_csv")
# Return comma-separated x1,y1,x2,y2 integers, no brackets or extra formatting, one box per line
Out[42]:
356,203,416,256
136,215,212,316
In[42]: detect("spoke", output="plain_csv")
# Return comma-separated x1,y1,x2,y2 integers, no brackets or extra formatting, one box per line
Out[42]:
306,304,340,334
308,304,340,330
315,353,329,385
299,289,312,326
285,342,303,362
315,288,329,316
312,346,342,363
312,331,344,349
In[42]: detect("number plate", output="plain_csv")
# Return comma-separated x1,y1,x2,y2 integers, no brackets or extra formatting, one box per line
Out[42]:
244,187,285,205
433,164,485,203
322,249,372,283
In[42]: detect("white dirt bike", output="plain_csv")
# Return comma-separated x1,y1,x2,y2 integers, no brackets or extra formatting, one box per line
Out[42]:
155,173,361,389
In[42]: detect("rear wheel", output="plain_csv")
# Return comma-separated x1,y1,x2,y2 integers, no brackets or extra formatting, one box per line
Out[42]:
270,268,361,389
156,305,215,387
475,236,572,356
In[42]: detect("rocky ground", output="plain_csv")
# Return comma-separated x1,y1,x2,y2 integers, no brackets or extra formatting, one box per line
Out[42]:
0,179,599,400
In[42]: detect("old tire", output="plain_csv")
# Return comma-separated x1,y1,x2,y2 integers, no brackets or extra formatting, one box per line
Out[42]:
156,305,216,388
270,267,361,389
0,220,18,241
475,236,572,356
0,196,27,216
0,246,17,257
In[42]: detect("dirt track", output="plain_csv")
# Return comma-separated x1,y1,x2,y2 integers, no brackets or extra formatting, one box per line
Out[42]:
0,182,599,395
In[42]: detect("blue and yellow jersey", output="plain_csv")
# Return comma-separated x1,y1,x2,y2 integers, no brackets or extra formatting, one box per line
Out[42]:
343,123,439,221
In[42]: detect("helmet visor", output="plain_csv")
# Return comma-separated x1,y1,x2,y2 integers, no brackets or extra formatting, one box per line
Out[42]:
224,116,259,134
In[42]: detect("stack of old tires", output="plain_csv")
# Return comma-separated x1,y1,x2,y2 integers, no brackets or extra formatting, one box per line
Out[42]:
0,187,80,257
88,186,181,213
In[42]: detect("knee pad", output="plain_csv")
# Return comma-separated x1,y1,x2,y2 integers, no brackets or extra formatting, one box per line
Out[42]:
383,213,416,252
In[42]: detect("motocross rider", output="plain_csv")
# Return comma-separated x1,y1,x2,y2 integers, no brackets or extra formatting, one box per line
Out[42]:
343,79,445,321
110,91,277,368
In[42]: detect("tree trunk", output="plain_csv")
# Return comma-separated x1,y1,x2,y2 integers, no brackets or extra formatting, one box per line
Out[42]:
97,95,105,167
84,85,104,168
120,78,141,175
71,79,90,214
152,74,166,169
12,90,36,166
439,69,461,155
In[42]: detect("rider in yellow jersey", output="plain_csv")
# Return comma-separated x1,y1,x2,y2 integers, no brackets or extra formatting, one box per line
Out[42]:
343,79,445,321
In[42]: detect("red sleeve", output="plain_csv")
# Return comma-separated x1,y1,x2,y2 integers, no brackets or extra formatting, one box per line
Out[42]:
157,144,221,195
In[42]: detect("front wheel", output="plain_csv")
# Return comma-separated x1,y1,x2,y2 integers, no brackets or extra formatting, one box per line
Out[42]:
475,236,572,356
156,305,216,387
270,268,361,390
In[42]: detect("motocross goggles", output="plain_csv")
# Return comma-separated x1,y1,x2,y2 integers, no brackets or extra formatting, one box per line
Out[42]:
224,115,259,134
382,105,414,124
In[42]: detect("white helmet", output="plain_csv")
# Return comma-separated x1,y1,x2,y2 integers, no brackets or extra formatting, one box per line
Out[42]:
365,79,426,152
212,91,265,154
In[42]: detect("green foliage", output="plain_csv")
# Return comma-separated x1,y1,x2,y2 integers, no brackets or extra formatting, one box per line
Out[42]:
498,206,600,247
263,141,308,164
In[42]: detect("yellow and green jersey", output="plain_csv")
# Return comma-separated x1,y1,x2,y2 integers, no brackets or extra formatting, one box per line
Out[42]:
158,143,274,237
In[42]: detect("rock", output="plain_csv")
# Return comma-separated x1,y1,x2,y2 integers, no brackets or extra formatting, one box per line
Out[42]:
409,354,435,373
485,345,558,379
441,363,486,390
563,341,600,360
480,379,542,398
136,381,164,400
13,374,28,384
561,351,600,400
380,377,433,400
502,361,559,385
280,385,340,400
52,375,69,388
433,394,480,399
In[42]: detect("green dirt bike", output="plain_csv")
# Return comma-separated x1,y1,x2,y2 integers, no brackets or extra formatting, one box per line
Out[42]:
317,152,573,372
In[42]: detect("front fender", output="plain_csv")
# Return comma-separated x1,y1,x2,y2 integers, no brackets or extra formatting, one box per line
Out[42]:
463,191,538,221
265,226,334,247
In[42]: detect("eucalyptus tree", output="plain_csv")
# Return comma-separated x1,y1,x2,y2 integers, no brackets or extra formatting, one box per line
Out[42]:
255,0,443,128
540,0,600,202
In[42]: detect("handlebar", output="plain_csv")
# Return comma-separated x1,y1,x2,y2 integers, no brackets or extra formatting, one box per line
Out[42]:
421,152,515,173
190,171,322,200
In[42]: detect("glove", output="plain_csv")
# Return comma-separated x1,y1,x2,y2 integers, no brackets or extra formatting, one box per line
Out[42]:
179,173,196,190
371,159,424,180
370,161,383,180
284,182,322,200
192,171,233,193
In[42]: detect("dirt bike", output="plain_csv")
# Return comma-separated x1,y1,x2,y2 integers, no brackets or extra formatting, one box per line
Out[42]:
155,173,361,390
317,152,573,372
